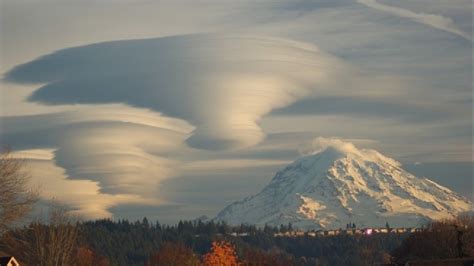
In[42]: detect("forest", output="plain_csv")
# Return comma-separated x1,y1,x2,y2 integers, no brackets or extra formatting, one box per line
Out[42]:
79,218,404,265
1,215,474,266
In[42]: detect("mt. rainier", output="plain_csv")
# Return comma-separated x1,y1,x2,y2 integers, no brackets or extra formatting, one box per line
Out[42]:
215,140,471,229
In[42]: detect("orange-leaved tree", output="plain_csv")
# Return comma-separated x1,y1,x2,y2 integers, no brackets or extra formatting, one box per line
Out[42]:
202,240,240,266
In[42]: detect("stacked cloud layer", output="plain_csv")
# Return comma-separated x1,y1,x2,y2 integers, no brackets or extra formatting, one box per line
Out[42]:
2,105,193,217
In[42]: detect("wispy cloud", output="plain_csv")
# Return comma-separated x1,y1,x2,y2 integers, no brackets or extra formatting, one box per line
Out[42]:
357,0,472,41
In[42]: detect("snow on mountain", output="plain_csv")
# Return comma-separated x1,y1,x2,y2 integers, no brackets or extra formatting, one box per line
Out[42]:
215,139,472,229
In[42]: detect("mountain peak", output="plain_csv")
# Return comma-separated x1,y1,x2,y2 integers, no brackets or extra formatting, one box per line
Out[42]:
216,139,471,229
301,138,401,168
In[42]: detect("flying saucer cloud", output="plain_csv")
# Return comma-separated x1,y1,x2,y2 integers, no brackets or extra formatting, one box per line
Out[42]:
5,34,347,150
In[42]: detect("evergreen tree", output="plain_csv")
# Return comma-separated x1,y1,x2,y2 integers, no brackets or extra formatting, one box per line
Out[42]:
288,223,293,232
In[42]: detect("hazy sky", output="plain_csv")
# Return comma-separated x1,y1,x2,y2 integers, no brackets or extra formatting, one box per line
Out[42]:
0,0,472,223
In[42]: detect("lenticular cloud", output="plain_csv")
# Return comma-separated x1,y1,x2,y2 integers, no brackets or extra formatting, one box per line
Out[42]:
5,34,346,150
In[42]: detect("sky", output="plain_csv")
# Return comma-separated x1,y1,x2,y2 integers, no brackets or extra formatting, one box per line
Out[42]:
0,0,472,223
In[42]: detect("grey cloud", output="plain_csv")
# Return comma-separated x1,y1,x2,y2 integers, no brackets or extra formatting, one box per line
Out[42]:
271,96,451,123
110,164,284,223
157,166,284,216
404,162,473,201
110,204,185,225
376,0,472,35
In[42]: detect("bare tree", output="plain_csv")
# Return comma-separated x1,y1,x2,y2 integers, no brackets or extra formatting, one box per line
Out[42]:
392,215,474,263
0,147,38,234
1,202,80,265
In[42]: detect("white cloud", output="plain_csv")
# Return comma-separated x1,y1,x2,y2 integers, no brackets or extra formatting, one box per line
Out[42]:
305,137,361,156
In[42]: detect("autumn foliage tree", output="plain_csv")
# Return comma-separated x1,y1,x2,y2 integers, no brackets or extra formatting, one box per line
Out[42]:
147,242,200,266
202,240,240,266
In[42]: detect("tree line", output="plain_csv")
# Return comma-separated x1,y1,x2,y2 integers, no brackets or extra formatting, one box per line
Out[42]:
2,215,473,265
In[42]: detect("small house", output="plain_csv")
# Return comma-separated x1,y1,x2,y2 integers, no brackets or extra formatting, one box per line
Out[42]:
0,256,20,266
345,229,355,235
294,231,305,237
396,228,407,233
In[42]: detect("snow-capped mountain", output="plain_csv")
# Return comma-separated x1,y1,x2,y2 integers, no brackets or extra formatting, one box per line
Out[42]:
215,140,472,229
